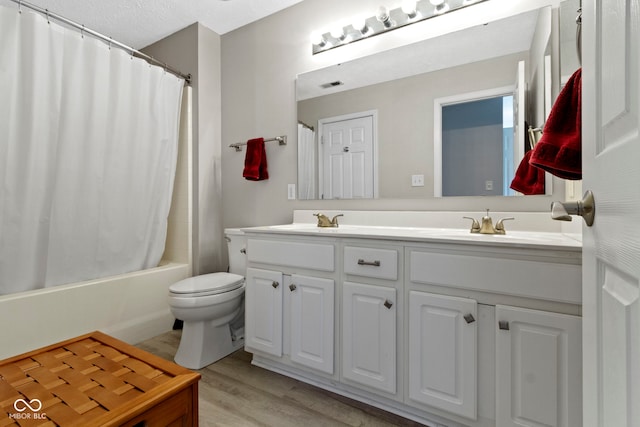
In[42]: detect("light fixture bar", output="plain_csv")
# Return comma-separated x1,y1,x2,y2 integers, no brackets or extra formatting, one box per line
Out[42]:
312,0,489,55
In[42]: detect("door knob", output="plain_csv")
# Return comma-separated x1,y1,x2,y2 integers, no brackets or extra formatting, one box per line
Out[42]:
551,190,595,226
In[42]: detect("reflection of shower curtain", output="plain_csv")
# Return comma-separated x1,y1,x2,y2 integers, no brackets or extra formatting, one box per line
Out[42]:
297,124,316,199
0,7,184,295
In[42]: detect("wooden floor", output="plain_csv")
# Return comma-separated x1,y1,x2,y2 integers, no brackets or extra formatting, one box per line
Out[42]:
136,330,426,427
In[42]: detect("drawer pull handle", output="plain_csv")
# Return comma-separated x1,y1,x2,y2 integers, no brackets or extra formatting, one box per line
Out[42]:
358,259,381,267
464,314,475,324
383,300,393,309
289,284,297,291
272,281,279,289
498,320,510,330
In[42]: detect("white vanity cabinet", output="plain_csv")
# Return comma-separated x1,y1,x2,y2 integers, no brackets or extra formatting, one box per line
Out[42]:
408,244,582,427
245,267,283,357
244,237,337,375
243,221,582,427
289,274,334,374
408,291,478,420
495,305,582,427
342,244,402,395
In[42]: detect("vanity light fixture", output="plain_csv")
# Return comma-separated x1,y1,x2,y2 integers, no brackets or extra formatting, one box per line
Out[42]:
311,0,489,54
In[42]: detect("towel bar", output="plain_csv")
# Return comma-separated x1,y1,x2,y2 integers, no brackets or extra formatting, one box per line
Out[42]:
230,136,287,152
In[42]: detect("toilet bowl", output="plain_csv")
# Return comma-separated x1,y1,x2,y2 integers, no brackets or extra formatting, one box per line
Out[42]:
168,228,246,369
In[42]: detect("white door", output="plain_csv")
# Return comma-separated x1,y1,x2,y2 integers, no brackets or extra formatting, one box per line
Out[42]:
289,274,334,374
495,305,582,427
342,281,396,393
320,113,375,199
245,268,283,357
582,1,640,426
408,292,477,420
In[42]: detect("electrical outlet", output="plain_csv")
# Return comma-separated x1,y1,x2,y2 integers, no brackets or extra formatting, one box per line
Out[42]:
287,184,296,200
485,180,493,191
411,174,425,187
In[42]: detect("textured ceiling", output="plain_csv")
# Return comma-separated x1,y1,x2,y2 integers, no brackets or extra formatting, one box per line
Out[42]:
0,0,304,48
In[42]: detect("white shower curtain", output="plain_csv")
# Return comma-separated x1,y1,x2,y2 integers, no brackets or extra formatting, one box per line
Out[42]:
0,7,184,295
297,124,316,199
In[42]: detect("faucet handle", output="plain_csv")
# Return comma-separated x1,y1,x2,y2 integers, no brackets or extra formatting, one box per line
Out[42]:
463,216,481,233
495,217,515,234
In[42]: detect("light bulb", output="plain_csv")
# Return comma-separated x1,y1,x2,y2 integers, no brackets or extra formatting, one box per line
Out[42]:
352,16,369,35
401,0,418,18
376,6,394,28
330,25,346,40
310,31,327,47
434,2,450,14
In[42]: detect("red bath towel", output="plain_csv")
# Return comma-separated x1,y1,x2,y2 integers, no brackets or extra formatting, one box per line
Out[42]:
510,150,545,195
242,138,269,181
529,68,582,180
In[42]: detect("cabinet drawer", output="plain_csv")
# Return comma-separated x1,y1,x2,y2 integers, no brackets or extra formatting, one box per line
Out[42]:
409,250,581,304
344,246,398,280
248,239,334,271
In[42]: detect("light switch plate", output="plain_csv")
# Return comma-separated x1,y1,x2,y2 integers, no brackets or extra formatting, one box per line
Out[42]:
287,184,296,200
411,174,425,187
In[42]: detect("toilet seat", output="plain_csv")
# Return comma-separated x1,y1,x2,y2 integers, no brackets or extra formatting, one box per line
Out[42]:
169,272,244,297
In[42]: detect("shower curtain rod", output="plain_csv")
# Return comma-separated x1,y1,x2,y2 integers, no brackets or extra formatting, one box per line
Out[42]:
8,0,191,84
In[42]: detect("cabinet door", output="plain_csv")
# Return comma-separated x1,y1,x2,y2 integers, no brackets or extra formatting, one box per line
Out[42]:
245,268,283,357
342,281,396,393
289,275,334,374
495,305,582,427
408,291,477,420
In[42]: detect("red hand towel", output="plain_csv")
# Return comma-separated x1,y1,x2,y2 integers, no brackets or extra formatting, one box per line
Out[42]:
529,68,582,180
242,138,269,181
510,150,545,195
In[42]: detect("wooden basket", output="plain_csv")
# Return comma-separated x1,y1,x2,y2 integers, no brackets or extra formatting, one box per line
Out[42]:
0,331,200,427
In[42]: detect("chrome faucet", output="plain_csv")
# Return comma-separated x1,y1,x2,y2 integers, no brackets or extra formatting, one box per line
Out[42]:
464,210,514,235
313,213,344,228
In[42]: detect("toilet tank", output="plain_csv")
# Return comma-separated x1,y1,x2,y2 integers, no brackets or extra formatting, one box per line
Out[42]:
225,228,246,276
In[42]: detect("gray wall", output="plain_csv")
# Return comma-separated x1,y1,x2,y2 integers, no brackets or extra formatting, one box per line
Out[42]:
142,0,562,272
220,0,564,231
144,24,225,274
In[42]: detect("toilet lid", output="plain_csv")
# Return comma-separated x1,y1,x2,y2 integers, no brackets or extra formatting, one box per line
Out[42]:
169,272,244,296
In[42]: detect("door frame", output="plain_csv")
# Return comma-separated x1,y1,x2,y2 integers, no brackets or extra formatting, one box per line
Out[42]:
317,110,379,199
433,85,515,197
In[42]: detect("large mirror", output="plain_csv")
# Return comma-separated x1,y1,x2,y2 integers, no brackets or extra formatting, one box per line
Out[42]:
296,6,555,200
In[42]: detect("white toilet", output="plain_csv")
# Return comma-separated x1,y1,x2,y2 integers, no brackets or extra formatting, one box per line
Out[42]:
168,228,247,369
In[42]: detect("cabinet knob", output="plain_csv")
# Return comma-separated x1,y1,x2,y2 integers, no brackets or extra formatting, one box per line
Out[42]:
498,320,510,330
272,281,279,289
383,300,393,309
289,284,297,291
464,313,475,324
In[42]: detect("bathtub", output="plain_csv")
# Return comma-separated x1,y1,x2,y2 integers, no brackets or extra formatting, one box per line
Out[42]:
0,261,190,359
0,88,194,360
